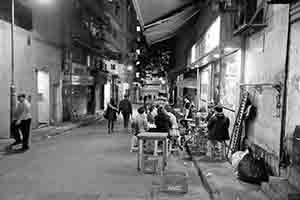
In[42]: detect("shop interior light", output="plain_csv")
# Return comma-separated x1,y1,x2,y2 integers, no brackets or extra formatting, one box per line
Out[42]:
224,47,235,52
136,26,141,32
195,64,199,68
213,54,220,58
127,65,133,71
39,0,52,4
136,49,141,55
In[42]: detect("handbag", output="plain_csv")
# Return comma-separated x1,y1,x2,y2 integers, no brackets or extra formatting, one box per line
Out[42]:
103,109,108,119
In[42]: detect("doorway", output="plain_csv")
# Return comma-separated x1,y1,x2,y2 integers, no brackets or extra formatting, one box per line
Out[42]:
37,71,50,125
87,86,95,114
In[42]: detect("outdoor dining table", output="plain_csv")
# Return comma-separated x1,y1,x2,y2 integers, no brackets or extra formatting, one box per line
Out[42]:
137,132,168,174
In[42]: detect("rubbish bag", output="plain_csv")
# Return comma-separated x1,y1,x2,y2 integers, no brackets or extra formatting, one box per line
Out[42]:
231,150,249,171
237,152,269,184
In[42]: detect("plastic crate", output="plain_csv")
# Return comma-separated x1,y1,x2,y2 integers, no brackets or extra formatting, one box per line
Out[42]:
159,171,188,194
143,156,159,174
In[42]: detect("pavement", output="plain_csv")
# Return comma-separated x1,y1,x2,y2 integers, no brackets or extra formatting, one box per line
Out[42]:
189,153,270,200
0,114,103,156
0,117,211,200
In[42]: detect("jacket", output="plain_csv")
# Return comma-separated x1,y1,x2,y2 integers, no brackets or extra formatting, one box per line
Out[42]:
119,99,132,114
154,113,171,132
207,112,230,141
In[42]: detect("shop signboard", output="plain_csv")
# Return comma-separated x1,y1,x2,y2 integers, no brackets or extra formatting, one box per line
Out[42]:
143,84,161,91
63,75,94,86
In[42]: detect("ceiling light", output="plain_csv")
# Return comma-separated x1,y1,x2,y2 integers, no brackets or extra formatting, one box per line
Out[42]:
213,54,220,58
224,47,234,52
127,65,133,71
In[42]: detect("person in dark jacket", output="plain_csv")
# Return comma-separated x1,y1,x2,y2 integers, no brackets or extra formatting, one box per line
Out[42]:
207,104,230,160
154,106,171,132
119,95,132,129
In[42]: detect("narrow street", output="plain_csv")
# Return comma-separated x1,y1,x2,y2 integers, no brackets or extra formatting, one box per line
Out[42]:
0,119,209,200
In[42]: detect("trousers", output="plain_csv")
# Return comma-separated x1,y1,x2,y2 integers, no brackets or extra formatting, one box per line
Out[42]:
20,119,31,147
122,112,130,128
206,140,226,160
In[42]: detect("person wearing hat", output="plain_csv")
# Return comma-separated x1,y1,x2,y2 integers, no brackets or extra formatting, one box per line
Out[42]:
207,104,230,160
15,93,32,151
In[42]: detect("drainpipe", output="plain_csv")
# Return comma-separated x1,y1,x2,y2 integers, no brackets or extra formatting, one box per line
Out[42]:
279,4,291,176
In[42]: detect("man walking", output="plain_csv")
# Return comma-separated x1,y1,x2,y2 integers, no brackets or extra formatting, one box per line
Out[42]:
15,94,32,151
119,95,132,129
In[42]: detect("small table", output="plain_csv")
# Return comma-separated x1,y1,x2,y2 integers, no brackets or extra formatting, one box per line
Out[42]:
137,132,168,173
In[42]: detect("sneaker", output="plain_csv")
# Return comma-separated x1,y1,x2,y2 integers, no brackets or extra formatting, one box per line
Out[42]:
11,141,22,146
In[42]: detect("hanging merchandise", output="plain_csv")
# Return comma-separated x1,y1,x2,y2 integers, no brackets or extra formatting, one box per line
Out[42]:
226,91,249,158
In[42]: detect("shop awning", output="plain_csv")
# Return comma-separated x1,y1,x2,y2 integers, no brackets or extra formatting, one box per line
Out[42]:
132,0,203,45
176,78,197,89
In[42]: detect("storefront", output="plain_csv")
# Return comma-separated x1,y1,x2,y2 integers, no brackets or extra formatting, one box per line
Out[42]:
63,74,95,119
181,14,242,120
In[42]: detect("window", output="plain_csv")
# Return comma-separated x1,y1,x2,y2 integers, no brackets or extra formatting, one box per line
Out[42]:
191,44,197,63
200,66,211,102
203,16,220,54
220,50,241,110
111,64,116,70
115,3,120,17
0,0,33,30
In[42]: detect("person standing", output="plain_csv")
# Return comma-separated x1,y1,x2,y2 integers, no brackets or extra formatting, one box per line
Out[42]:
106,98,118,134
119,95,132,129
207,105,230,160
10,102,22,146
15,94,32,151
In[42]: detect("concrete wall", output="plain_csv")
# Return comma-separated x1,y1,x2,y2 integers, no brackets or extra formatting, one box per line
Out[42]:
286,3,300,188
243,5,289,174
0,0,67,137
0,20,63,138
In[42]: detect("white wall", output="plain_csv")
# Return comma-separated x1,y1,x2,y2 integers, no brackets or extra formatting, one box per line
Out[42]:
243,5,289,173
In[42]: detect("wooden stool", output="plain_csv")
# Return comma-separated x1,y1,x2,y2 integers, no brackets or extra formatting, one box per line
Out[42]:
137,132,168,174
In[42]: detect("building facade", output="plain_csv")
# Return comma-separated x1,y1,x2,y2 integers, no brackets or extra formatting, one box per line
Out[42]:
0,0,137,138
171,0,300,189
